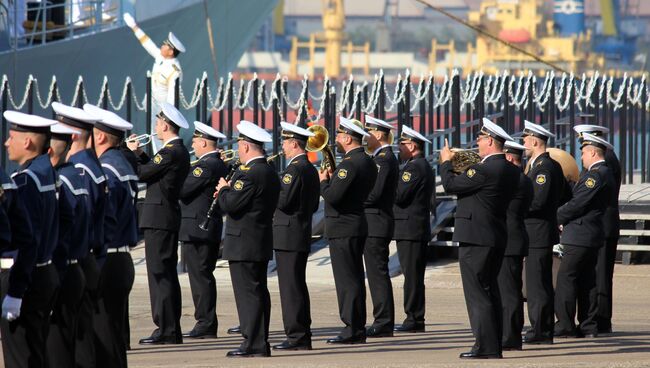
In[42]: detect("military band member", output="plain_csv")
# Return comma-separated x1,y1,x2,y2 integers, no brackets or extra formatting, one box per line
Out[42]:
46,123,90,367
0,163,34,368
392,126,433,334
319,117,377,344
215,121,280,357
123,12,185,152
440,118,520,359
573,124,621,334
521,120,566,345
362,116,398,338
554,133,614,338
52,102,107,367
88,105,139,367
180,121,228,339
272,122,320,351
1,111,59,368
499,140,533,351
128,102,190,345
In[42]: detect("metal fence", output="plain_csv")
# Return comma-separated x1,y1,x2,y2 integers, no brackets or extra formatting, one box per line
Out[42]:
1,70,648,184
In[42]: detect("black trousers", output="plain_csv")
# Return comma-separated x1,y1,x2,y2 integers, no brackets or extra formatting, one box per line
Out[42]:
96,252,135,368
144,229,182,340
229,260,271,353
396,239,426,326
497,256,524,348
276,250,311,343
46,263,86,368
363,236,394,331
183,241,218,333
328,236,366,339
596,237,618,331
0,264,59,368
525,247,555,339
555,244,599,335
76,255,100,368
458,244,504,355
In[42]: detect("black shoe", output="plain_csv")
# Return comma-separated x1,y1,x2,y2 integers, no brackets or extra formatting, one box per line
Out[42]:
326,335,366,344
522,335,554,344
553,329,578,338
138,336,182,345
598,327,613,334
459,351,503,359
226,348,270,358
272,340,312,350
580,332,599,338
366,326,394,338
227,326,241,335
182,329,217,339
394,323,425,333
502,345,522,351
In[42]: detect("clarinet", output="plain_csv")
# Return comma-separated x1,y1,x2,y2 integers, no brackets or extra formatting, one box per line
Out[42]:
199,159,240,231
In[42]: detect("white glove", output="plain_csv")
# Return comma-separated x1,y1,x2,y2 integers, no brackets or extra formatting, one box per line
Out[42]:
123,13,137,28
552,243,565,259
2,295,22,321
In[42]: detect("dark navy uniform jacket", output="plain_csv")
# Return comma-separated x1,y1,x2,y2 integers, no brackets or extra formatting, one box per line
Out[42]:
11,154,59,263
604,149,621,239
0,169,35,298
364,145,399,239
272,154,320,252
54,162,91,273
505,172,534,256
558,161,613,248
218,157,280,262
393,154,434,242
321,147,377,239
179,151,228,245
68,149,107,257
440,153,520,247
100,147,139,249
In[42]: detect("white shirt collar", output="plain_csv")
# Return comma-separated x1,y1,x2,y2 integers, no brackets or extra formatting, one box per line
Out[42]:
588,159,606,171
245,155,265,165
198,150,219,160
481,152,504,163
373,144,390,157
163,136,181,146
288,152,306,166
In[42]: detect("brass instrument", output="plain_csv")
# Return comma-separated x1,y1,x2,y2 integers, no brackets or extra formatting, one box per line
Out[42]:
220,149,238,163
441,148,481,174
547,148,580,183
306,125,336,171
362,131,394,155
125,133,157,148
267,151,284,163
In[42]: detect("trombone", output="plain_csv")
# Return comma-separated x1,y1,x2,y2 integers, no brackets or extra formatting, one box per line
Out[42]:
125,133,157,148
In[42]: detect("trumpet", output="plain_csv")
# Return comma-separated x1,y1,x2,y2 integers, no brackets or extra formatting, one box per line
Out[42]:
125,133,157,148
220,149,238,162
266,151,284,163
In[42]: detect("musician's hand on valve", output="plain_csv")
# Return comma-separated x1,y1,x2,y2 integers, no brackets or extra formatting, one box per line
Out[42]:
126,134,141,152
440,138,454,163
215,177,229,194
318,168,331,182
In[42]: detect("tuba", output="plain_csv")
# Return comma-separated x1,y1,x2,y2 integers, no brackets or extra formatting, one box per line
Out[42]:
306,125,336,171
547,147,580,183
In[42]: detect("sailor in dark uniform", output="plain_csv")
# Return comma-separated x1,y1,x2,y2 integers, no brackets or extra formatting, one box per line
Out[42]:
393,125,433,334
46,123,91,367
362,115,398,338
179,121,228,339
215,121,280,357
554,133,614,338
88,105,139,367
319,117,377,345
573,124,621,334
521,120,567,345
52,101,107,367
127,102,190,345
272,122,320,351
499,140,533,351
1,111,59,368
440,118,520,359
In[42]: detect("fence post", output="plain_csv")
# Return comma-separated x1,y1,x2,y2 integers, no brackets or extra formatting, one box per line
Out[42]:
202,76,208,124
569,81,576,158
51,80,58,118
354,88,362,121
379,73,386,120
101,81,108,110
227,77,234,147
272,79,281,166
239,80,245,122
641,80,647,183
548,78,556,147
451,73,461,147
126,81,132,136
397,80,404,136
404,72,411,129
362,84,368,122
427,75,434,154
27,80,34,115
347,79,354,118
253,77,259,126
329,89,337,153
418,78,426,137
260,84,267,130
503,76,511,133
281,79,288,126
217,79,224,132
620,78,628,184
299,78,309,127
628,79,635,184
527,77,534,123
174,80,180,109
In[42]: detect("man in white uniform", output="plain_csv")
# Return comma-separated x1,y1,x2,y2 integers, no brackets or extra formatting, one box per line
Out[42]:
123,13,185,152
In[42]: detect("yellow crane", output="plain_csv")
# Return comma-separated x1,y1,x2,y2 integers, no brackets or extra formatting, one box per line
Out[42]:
322,0,345,77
